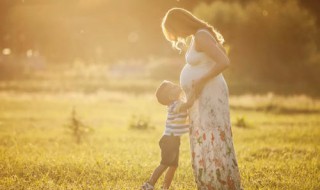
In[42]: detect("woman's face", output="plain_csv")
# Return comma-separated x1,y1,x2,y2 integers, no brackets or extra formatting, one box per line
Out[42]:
168,32,176,41
165,19,188,40
172,25,193,40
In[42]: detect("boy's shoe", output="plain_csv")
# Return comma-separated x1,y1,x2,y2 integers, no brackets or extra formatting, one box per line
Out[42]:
141,182,154,190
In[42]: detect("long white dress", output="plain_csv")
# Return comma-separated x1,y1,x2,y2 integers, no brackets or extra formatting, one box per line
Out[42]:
180,30,241,190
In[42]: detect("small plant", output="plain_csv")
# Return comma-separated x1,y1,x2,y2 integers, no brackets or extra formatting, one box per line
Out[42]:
129,114,154,130
65,107,93,144
234,116,250,128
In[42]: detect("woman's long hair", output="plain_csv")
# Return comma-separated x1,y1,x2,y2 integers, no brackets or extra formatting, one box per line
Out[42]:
162,8,224,51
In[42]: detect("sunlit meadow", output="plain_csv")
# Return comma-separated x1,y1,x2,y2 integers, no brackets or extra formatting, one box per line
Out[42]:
0,64,319,190
1,0,320,189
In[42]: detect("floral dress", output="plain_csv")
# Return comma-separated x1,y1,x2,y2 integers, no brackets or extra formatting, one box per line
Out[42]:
180,29,241,190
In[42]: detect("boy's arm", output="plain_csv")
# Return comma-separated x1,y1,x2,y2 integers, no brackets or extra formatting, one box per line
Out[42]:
176,94,196,112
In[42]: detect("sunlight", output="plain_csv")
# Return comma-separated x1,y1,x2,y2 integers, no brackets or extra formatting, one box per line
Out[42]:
2,48,11,55
0,0,319,189
26,49,33,58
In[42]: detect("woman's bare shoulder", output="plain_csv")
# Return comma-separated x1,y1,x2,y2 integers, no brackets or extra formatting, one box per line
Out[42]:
194,29,218,52
195,30,218,43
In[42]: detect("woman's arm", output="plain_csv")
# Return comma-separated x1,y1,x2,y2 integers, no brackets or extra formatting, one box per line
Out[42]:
192,30,230,97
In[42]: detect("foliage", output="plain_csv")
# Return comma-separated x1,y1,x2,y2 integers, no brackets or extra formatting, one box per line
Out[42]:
229,93,320,113
0,56,28,79
65,107,93,144
193,0,320,84
1,0,320,93
0,0,197,62
234,115,251,128
129,114,154,130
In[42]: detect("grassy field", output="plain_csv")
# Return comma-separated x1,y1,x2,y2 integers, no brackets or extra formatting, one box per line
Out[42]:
0,88,319,190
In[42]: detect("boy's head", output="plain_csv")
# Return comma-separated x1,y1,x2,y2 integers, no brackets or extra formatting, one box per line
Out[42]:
156,80,182,105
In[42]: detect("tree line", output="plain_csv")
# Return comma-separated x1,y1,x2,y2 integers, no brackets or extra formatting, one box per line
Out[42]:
0,0,319,88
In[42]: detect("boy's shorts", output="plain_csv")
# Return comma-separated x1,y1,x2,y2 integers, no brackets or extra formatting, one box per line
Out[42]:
159,135,180,167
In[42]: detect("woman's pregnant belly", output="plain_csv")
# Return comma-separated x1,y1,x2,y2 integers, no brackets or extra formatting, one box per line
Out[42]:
180,63,213,95
180,62,225,96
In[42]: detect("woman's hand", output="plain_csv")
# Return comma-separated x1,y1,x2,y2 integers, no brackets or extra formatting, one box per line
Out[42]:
192,78,206,98
178,92,196,112
186,91,196,106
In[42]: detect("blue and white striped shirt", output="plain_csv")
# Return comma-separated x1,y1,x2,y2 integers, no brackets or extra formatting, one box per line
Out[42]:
164,100,189,136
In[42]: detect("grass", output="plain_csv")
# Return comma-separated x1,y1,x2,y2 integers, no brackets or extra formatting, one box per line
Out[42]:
0,64,319,189
0,90,319,190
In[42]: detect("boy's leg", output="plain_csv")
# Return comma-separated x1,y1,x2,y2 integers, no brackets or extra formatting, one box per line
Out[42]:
163,137,180,189
148,164,168,186
162,166,177,189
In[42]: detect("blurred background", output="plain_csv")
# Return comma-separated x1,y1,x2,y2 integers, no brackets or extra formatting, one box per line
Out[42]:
0,0,319,95
1,1,320,189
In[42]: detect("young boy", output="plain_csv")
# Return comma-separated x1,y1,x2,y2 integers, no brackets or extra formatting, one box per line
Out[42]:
141,80,195,190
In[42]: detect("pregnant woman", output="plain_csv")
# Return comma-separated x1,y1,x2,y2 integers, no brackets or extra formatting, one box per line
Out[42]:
162,8,242,189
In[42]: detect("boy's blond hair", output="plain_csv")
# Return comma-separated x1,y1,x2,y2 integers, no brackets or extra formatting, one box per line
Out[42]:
155,80,173,105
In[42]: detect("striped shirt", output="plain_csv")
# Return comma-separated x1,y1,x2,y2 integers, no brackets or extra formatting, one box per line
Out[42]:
164,100,189,136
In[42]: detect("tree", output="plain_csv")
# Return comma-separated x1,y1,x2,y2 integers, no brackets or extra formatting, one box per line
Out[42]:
193,0,320,84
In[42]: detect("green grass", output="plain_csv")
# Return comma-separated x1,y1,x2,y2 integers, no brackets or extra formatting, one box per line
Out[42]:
0,91,319,190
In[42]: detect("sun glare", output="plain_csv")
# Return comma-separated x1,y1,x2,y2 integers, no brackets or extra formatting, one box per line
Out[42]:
2,48,11,55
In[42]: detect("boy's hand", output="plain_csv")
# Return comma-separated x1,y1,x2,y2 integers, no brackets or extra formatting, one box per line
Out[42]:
174,90,196,113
